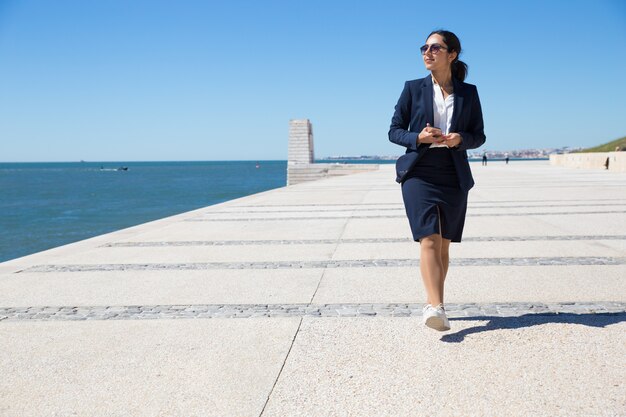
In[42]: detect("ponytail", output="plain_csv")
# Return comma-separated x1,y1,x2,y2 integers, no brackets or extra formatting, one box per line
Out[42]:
451,59,468,82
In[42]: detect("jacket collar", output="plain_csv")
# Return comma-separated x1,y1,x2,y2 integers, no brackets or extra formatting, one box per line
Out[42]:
421,76,434,127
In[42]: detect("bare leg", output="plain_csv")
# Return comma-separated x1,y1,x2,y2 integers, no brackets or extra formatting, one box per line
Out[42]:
419,233,444,306
440,238,451,303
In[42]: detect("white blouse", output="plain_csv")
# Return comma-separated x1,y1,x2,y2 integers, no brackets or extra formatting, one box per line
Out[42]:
430,80,454,148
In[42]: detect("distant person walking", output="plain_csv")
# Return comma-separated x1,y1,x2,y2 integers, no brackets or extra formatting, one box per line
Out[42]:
505,153,509,164
482,151,488,166
389,30,486,331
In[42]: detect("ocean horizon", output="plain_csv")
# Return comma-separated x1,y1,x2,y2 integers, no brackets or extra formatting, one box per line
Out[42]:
0,157,548,164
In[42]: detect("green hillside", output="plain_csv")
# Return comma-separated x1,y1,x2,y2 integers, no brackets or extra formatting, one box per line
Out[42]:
575,136,626,153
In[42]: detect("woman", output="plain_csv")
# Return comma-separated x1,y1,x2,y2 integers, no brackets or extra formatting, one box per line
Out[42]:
388,30,486,331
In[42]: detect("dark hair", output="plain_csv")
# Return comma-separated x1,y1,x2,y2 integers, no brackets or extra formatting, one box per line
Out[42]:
427,30,467,82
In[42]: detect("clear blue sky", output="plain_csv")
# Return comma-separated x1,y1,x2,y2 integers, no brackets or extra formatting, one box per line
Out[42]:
1,0,625,162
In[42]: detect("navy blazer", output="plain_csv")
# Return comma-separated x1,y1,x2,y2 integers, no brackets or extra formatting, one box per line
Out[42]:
389,75,486,192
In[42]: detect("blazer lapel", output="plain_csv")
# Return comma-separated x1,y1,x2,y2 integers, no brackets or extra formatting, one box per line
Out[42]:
450,77,464,133
422,76,434,127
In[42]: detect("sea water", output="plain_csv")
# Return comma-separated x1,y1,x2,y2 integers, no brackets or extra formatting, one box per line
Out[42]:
0,161,287,262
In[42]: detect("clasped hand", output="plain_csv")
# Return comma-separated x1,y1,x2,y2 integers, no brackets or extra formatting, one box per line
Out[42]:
418,123,462,148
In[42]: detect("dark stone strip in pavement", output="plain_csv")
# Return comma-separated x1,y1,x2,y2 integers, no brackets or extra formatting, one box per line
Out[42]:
203,203,626,214
185,211,626,221
232,199,626,208
103,235,626,247
20,257,626,273
1,302,624,321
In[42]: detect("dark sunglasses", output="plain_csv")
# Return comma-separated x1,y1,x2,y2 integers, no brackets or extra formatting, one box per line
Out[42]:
420,43,448,55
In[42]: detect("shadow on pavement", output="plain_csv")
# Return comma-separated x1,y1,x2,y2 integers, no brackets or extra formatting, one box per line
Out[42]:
441,312,626,343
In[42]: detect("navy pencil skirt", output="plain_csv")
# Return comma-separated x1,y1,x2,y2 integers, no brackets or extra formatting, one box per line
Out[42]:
401,147,468,242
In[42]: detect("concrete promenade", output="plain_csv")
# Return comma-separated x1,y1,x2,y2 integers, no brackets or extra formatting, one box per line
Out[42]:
1,160,625,416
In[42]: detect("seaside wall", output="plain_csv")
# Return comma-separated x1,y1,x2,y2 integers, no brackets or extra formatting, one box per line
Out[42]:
286,119,378,185
549,152,626,172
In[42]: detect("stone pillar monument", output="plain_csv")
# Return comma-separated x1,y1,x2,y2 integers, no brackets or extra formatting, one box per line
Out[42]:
288,119,314,165
286,119,379,185
287,119,320,185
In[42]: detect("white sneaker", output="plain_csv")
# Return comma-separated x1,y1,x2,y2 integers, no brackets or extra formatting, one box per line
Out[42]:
422,303,451,331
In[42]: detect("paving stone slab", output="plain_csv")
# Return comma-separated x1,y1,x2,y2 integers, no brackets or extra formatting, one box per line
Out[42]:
261,316,626,417
0,319,300,417
0,269,324,307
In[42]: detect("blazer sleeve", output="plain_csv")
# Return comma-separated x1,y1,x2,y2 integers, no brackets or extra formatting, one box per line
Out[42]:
456,86,486,151
388,81,419,151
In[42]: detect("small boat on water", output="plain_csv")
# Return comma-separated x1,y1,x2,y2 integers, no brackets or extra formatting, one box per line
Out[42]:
100,166,129,171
